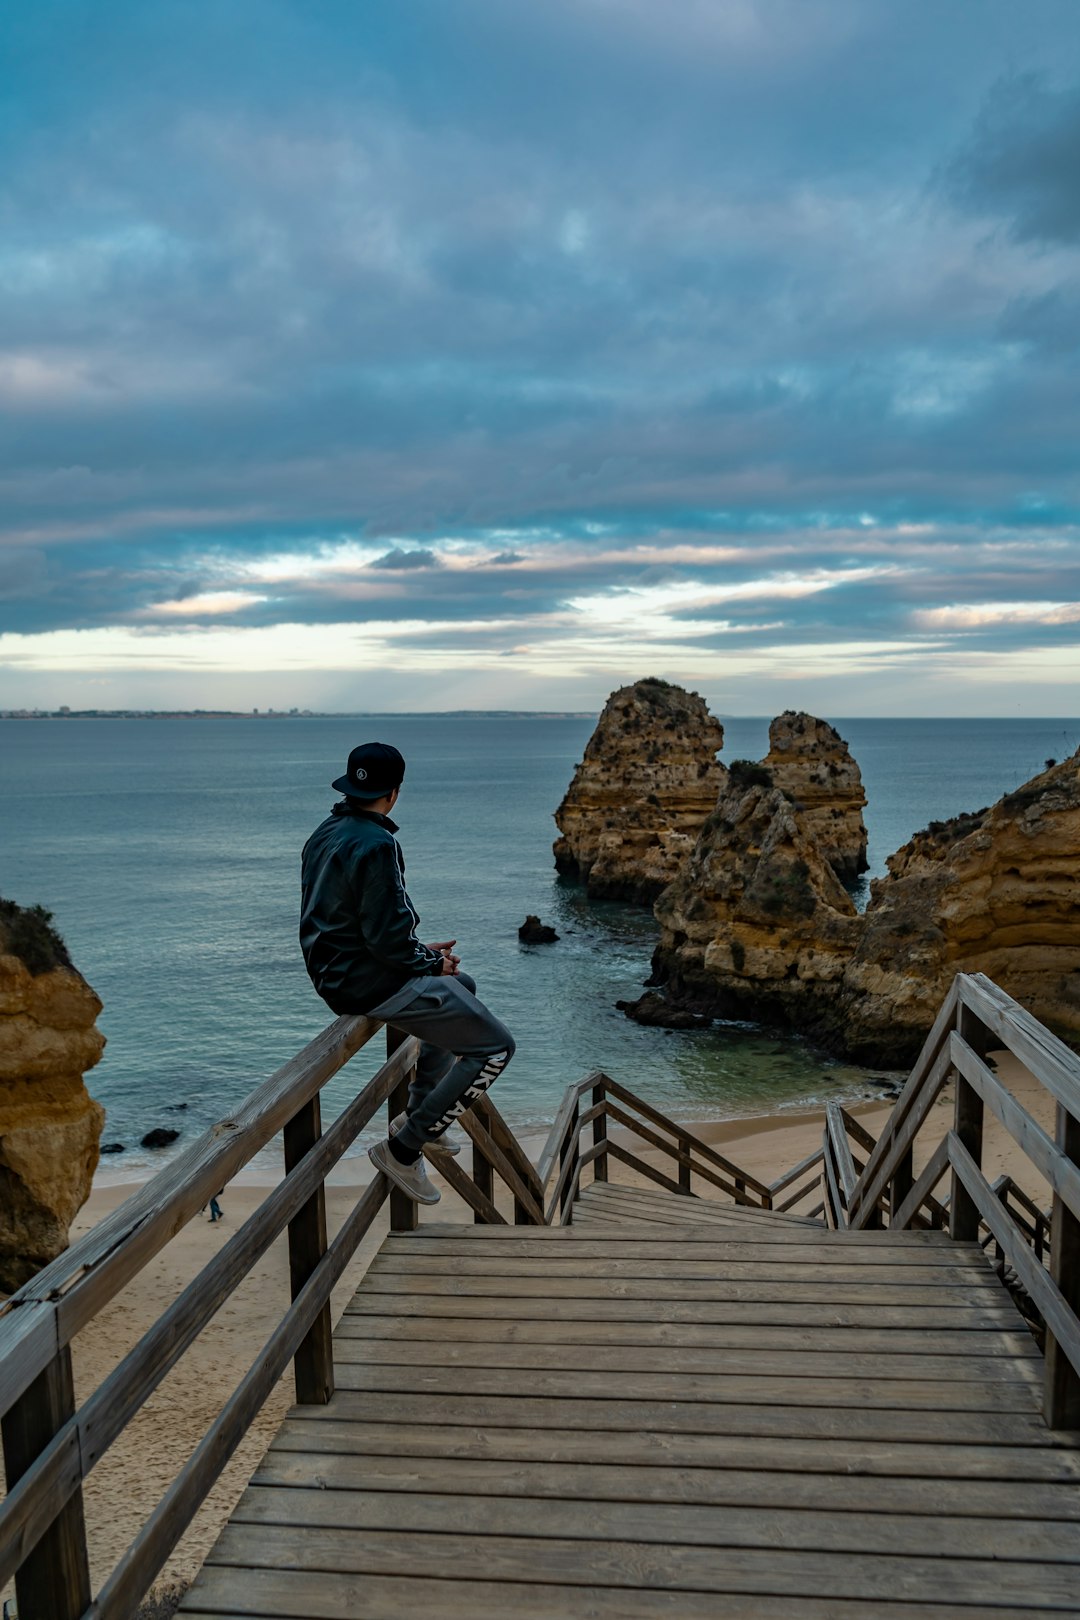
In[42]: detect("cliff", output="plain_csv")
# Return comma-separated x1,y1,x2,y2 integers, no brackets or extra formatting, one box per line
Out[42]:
0,902,105,1290
553,679,726,902
836,751,1080,1062
763,711,868,881
637,750,1080,1066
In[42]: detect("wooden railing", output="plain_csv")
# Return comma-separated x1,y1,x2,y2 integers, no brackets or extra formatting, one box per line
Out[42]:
531,1071,826,1224
831,972,1080,1431
0,1016,423,1620
5,969,1076,1614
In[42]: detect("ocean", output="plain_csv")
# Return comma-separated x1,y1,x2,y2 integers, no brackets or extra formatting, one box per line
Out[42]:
2,714,1076,1175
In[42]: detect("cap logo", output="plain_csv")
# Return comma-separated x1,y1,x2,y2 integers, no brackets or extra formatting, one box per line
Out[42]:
354,767,368,781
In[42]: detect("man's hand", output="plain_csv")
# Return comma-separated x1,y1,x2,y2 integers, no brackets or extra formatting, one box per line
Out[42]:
428,939,460,975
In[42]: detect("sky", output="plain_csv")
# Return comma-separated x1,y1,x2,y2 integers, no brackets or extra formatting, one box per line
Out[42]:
2,0,1080,716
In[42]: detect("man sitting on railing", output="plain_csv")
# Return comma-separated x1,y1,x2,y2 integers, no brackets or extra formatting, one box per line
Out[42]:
300,741,516,1206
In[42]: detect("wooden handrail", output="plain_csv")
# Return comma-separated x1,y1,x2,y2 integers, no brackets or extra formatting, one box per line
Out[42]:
841,971,1080,1429
6,967,1078,1615
0,1016,413,1620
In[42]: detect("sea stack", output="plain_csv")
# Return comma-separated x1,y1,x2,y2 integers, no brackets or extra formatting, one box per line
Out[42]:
640,773,859,1027
0,902,105,1290
763,711,868,882
553,678,725,903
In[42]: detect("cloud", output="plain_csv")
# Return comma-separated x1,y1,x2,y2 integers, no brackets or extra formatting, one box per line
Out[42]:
367,548,441,571
945,74,1080,245
2,2,1080,710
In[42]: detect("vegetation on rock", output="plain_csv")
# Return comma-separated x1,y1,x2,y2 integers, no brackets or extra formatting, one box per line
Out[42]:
0,897,72,975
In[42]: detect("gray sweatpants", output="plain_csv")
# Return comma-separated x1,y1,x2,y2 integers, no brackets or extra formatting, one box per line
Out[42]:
368,971,516,1154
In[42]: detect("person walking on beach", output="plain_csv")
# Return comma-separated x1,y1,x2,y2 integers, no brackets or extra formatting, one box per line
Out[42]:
299,742,516,1206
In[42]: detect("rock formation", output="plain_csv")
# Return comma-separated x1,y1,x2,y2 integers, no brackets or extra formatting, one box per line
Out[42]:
763,711,868,882
837,751,1080,1062
632,779,859,1031
553,679,726,903
0,902,105,1291
634,751,1080,1067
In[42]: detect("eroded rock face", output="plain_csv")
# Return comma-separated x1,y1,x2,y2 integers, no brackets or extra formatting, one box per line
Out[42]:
553,679,725,902
836,752,1080,1063
636,751,1080,1067
763,711,868,882
639,781,859,1030
0,936,105,1290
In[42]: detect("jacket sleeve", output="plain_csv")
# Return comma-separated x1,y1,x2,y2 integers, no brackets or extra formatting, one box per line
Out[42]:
354,840,444,978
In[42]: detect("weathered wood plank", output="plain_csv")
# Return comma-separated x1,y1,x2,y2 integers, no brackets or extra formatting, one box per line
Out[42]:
375,1241,991,1269
395,1217,967,1245
345,1292,1023,1327
253,1448,1080,1519
232,1483,1080,1562
271,1413,1080,1478
358,1272,1009,1306
181,1565,1055,1620
318,1387,1060,1443
334,1362,1040,1412
200,1522,1080,1606
331,1338,1041,1386
332,1314,1041,1357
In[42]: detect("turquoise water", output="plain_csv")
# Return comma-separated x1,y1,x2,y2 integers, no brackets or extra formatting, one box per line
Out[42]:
1,714,1075,1169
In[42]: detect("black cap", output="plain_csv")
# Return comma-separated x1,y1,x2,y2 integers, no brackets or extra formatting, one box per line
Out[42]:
332,741,406,801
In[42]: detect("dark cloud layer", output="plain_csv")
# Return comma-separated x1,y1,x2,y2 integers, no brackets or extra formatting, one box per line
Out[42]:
1,1,1079,708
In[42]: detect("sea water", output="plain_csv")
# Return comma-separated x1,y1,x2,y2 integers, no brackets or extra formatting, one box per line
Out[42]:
1,714,1075,1173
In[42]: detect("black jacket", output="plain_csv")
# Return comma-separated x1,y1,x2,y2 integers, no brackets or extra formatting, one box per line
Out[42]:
299,805,443,1013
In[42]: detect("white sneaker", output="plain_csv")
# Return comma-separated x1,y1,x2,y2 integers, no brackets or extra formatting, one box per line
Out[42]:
389,1111,462,1156
368,1139,441,1205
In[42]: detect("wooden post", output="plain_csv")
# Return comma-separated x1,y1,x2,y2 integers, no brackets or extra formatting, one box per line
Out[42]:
950,1005,986,1244
677,1133,692,1194
1045,1102,1080,1429
592,1081,608,1184
559,1099,580,1223
385,1026,418,1232
1,1348,91,1620
282,1094,334,1404
473,1130,494,1224
889,1146,914,1230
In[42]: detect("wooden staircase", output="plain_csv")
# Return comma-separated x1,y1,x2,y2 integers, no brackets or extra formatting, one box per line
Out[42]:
3,972,1079,1619
181,1184,1080,1618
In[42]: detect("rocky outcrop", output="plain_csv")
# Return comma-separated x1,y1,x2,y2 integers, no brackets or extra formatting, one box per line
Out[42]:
630,780,859,1031
0,903,105,1290
763,711,868,882
553,679,725,903
634,751,1080,1067
836,752,1080,1062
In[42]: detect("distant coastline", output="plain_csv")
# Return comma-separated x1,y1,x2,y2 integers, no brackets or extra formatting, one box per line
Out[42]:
0,708,596,720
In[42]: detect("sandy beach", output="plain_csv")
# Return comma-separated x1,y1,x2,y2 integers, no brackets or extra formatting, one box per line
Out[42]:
21,1053,1059,1603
